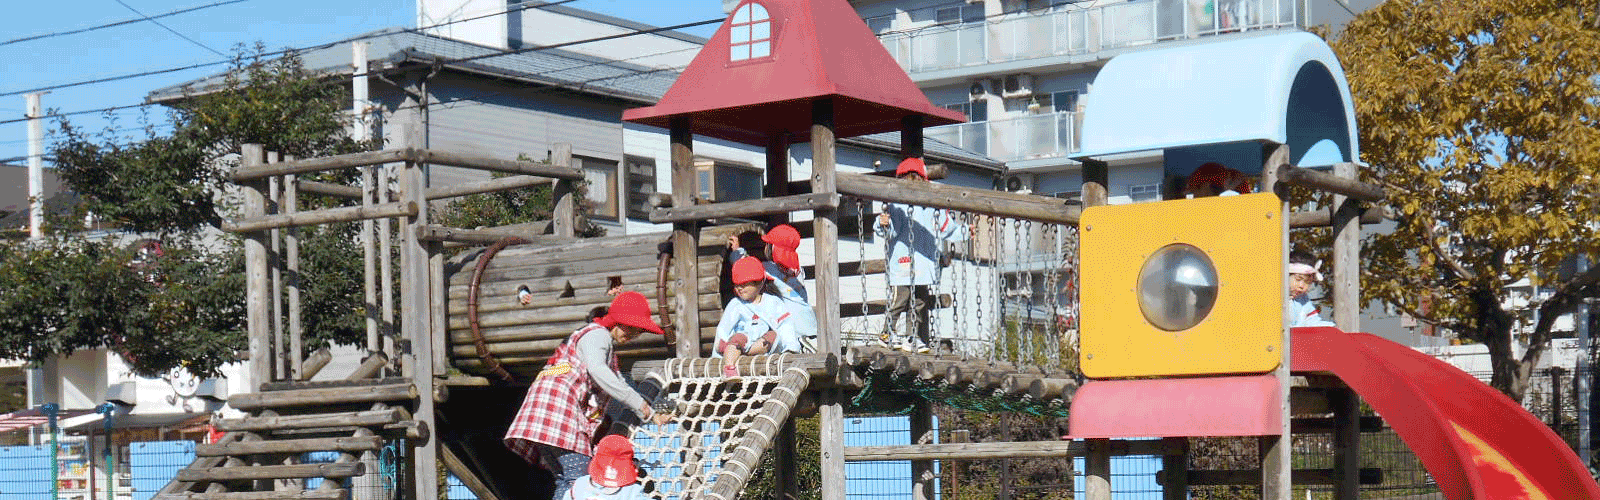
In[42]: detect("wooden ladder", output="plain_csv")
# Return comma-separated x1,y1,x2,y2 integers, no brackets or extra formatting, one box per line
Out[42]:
156,378,424,500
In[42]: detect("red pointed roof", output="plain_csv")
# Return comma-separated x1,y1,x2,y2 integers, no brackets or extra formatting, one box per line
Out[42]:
623,0,965,146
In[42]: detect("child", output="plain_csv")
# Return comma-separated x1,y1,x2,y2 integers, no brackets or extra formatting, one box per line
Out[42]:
562,435,647,500
1185,162,1253,198
715,257,804,377
727,224,818,343
1289,250,1336,328
504,292,673,500
875,157,967,353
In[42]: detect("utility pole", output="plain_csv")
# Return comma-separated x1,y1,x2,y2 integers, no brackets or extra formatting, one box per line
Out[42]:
1579,255,1591,470
27,92,47,239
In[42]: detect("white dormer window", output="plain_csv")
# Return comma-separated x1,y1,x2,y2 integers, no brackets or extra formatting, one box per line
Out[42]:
730,2,772,62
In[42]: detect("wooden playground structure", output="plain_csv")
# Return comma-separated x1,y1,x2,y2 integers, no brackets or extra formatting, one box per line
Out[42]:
153,1,1599,499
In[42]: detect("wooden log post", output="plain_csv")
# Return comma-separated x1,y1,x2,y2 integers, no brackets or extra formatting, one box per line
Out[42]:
1080,157,1111,500
268,152,285,382
1260,143,1293,500
767,133,791,224
1331,387,1361,500
1162,437,1188,500
670,118,700,358
900,114,936,500
551,143,576,238
1331,161,1360,330
400,158,441,500
363,161,380,354
285,162,303,381
812,99,847,500
243,144,272,389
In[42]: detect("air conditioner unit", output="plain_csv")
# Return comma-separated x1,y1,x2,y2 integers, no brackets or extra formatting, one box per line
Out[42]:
1001,73,1034,98
1003,174,1031,193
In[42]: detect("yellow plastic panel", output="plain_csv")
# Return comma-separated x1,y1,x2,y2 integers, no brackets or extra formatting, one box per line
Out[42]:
1079,193,1283,378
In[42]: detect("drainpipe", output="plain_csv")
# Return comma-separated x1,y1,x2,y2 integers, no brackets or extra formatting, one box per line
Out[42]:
43,403,59,500
96,403,117,500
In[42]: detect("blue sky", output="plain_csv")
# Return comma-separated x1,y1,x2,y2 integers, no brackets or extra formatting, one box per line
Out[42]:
1,0,725,165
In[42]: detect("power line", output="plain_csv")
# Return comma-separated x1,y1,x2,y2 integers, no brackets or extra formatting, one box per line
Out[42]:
0,11,721,125
111,0,228,57
1,0,248,47
0,0,585,98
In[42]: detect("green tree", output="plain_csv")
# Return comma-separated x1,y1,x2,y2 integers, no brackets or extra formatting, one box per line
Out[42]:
1332,0,1600,400
0,46,371,377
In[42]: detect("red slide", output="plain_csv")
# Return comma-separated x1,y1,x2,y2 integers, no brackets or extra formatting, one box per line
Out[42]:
1292,327,1600,500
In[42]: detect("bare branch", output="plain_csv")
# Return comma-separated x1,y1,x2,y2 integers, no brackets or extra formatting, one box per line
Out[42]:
1422,221,1478,281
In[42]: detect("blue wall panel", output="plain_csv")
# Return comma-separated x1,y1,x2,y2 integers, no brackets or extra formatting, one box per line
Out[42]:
130,441,196,500
0,445,52,500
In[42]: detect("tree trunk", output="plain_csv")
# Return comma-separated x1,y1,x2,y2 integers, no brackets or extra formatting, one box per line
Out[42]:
1477,289,1530,402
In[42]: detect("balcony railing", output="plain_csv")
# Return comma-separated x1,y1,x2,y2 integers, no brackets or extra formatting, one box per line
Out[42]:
878,0,1299,74
926,111,1080,162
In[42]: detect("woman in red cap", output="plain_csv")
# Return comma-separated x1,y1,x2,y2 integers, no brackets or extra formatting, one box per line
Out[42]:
504,291,672,500
727,224,818,342
562,435,645,499
714,256,804,378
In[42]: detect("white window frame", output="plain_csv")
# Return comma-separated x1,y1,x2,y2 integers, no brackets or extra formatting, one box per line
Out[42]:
730,2,774,62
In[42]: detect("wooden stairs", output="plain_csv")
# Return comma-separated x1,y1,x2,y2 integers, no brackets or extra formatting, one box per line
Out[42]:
156,373,425,500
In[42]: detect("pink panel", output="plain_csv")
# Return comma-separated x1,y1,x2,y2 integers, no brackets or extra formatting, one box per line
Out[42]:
1067,375,1282,438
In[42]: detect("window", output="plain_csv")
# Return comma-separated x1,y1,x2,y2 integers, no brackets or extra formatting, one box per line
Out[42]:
943,101,988,122
1051,91,1080,113
1128,183,1161,203
579,156,619,220
730,2,773,62
624,156,656,220
935,4,984,24
866,15,894,34
694,158,763,203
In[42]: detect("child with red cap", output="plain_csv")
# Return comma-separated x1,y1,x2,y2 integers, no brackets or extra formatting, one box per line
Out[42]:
1185,162,1253,197
715,256,805,378
727,224,818,344
505,291,673,500
562,435,646,499
876,157,968,353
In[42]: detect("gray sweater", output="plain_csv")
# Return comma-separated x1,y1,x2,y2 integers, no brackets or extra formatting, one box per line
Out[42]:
577,327,648,419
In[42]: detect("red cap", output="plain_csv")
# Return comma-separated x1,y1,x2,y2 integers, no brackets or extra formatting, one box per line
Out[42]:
588,435,638,487
603,291,662,334
761,225,802,272
895,157,927,179
732,256,767,285
1186,162,1252,194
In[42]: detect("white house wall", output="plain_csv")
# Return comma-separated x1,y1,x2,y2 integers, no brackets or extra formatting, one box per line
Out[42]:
511,9,703,70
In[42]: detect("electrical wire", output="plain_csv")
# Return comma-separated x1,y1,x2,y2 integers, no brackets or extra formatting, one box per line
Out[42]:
111,0,228,57
0,0,587,98
0,13,719,125
0,0,248,47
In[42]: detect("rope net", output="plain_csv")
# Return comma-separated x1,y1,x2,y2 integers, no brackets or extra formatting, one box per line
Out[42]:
632,355,809,500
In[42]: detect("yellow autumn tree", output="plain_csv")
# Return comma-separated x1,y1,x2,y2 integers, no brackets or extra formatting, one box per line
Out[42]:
1331,0,1600,401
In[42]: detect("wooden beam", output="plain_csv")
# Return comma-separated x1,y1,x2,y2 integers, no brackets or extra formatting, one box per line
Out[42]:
442,445,503,500
1170,468,1382,486
836,172,1081,225
1275,163,1385,202
224,202,417,233
214,409,406,432
843,439,1173,461
195,436,384,457
228,383,417,410
418,149,584,180
242,144,271,388
417,225,554,245
175,462,366,482
1289,205,1387,228
298,180,363,199
426,175,554,201
649,193,840,224
233,149,411,181
156,491,347,500
1331,160,1361,331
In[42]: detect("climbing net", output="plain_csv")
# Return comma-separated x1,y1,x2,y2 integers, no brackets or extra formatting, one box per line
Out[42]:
632,354,807,500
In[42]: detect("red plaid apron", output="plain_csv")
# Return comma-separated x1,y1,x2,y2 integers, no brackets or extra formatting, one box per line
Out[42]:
503,323,619,465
